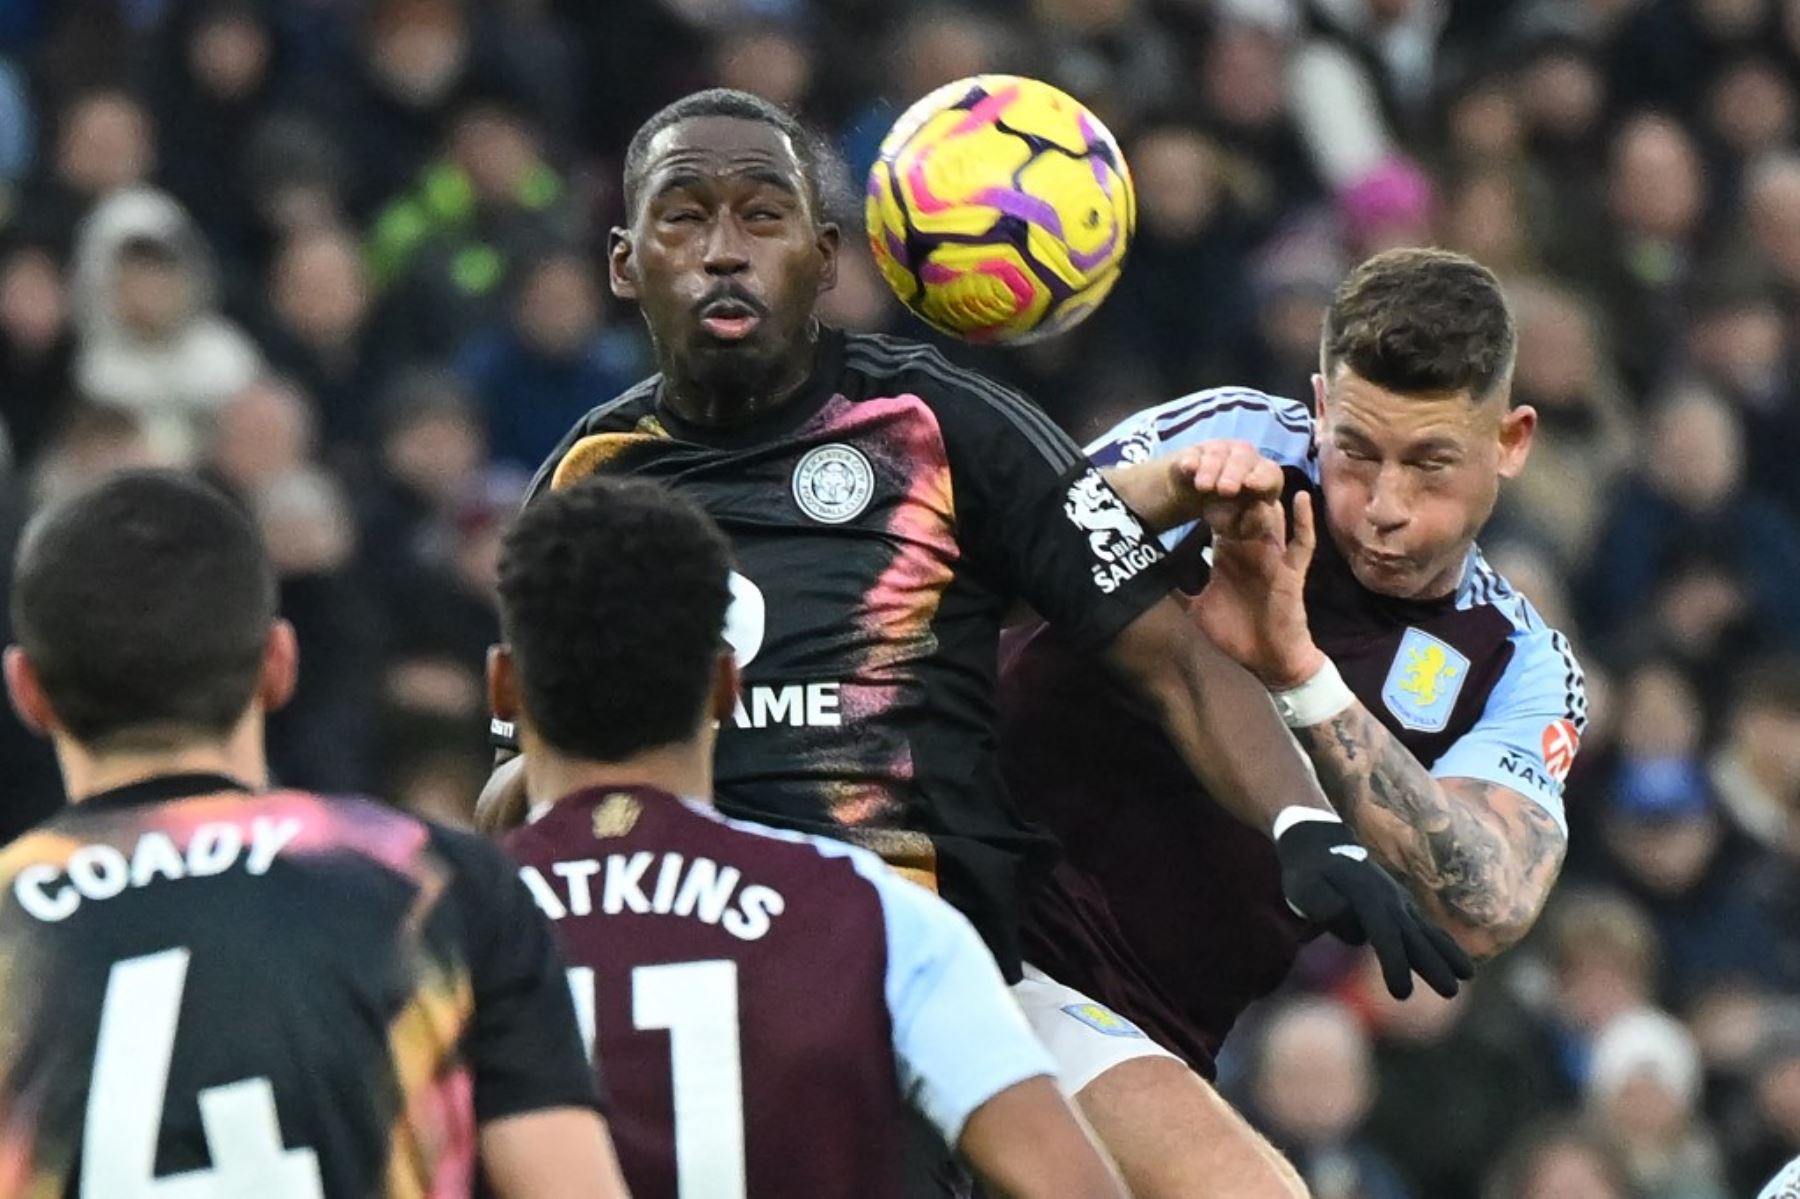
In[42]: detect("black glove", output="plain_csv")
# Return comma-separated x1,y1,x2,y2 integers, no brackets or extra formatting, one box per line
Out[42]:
1275,812,1475,999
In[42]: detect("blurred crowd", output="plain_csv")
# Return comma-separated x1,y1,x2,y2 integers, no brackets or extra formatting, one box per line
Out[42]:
0,0,1798,1195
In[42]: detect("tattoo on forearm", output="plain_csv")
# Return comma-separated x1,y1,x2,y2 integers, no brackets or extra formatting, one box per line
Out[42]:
1295,704,1566,954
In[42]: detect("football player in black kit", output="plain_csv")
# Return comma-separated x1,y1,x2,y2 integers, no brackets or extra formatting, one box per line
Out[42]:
486,87,1470,1196
0,472,625,1198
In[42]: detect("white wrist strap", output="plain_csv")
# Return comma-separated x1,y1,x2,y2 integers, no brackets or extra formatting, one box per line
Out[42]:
1272,805,1344,841
1270,658,1356,729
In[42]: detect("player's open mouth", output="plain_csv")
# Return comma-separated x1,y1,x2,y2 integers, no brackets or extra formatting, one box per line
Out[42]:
697,299,763,341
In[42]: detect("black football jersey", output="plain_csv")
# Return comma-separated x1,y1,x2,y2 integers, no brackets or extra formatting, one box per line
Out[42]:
0,773,599,1197
520,328,1173,974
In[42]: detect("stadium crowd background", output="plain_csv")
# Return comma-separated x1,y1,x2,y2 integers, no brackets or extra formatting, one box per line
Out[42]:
0,0,1796,1195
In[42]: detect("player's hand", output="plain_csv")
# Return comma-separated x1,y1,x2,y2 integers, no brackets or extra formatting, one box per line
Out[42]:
1191,483,1326,690
1274,810,1475,999
1168,440,1288,543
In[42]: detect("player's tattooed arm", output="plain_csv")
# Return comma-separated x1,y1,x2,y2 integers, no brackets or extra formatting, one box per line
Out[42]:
1293,704,1567,960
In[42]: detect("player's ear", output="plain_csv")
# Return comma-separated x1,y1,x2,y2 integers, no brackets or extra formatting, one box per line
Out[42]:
1497,403,1537,480
608,227,637,301
3,646,57,737
487,644,522,724
709,650,740,728
815,220,840,293
1311,373,1329,426
258,620,299,714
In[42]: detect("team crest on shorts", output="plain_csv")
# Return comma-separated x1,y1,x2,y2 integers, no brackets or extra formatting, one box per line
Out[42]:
792,444,874,524
1060,1002,1147,1039
1382,628,1469,733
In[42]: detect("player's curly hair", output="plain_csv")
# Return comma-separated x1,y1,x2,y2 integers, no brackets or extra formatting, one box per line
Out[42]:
1323,247,1517,403
621,87,850,226
11,470,276,750
497,477,733,763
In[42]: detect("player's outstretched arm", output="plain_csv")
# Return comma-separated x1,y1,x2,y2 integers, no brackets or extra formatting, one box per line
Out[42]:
1104,597,1328,830
1294,713,1567,958
1189,478,1570,959
1103,596,1470,998
960,1077,1127,1199
481,1109,632,1199
1101,440,1277,537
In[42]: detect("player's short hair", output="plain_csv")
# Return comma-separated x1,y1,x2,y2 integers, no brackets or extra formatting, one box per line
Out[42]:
1322,247,1517,403
497,477,732,762
11,470,277,750
621,87,844,224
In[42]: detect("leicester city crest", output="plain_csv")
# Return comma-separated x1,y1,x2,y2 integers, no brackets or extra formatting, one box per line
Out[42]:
1382,628,1470,733
792,444,875,524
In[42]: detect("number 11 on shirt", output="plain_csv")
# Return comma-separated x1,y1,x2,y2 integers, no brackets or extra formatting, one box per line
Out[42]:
568,960,747,1198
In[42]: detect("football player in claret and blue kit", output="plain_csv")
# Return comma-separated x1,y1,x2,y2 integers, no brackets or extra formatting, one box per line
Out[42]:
1004,249,1586,1171
491,476,1124,1199
488,87,1468,1196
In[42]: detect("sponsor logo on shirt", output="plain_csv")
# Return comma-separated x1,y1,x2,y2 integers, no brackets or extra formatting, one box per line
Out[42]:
1060,1002,1148,1039
1064,469,1160,593
715,571,844,729
1542,718,1581,784
792,443,875,524
731,682,842,729
723,571,766,667
1381,628,1470,733
1498,753,1552,792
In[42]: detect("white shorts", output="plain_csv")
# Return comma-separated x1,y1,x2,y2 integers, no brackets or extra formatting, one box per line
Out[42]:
1011,962,1180,1096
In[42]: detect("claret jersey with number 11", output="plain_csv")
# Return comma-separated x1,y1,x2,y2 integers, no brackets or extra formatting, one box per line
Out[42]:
506,785,1055,1199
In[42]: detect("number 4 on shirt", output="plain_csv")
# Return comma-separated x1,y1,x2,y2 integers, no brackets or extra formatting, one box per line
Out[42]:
83,948,325,1198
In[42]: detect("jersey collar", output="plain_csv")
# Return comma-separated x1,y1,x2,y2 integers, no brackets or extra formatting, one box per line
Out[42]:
534,782,698,820
79,772,254,813
653,325,846,450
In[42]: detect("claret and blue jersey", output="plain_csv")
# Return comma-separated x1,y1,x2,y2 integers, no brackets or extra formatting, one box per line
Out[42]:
1087,385,1588,831
504,784,1054,1199
1003,386,1588,1072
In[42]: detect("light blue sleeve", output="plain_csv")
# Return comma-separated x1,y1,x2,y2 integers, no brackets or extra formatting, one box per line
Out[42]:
1760,1157,1800,1199
1429,610,1586,834
850,857,1056,1146
1085,388,1317,549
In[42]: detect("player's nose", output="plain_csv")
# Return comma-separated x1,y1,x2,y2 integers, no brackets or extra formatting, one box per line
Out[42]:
702,217,752,275
1365,469,1410,532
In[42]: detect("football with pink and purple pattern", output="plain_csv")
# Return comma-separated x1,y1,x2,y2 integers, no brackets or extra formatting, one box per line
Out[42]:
867,75,1135,345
